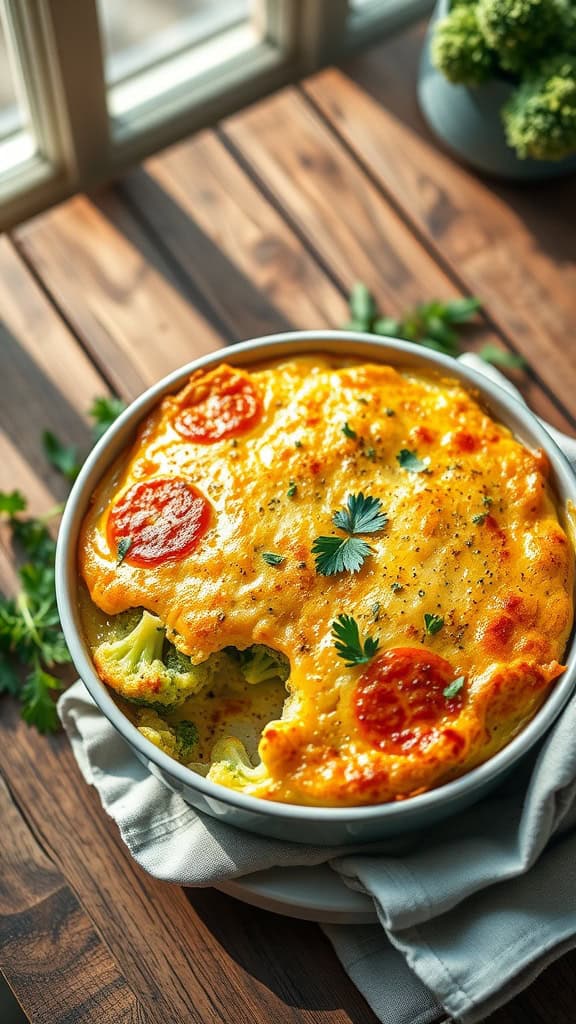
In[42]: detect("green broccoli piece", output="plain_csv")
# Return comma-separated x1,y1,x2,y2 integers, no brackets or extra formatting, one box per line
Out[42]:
174,720,199,761
432,6,496,85
477,0,562,73
208,736,267,788
238,644,290,686
503,54,576,158
93,610,227,707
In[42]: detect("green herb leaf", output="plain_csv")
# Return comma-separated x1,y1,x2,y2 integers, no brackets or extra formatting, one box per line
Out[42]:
342,421,357,440
478,345,526,369
42,431,81,481
0,490,27,516
397,449,428,473
332,614,380,667
391,581,403,593
21,662,63,733
262,551,285,566
89,396,126,440
444,297,481,323
332,492,388,535
472,513,487,525
312,535,372,576
482,495,493,507
373,317,401,337
443,675,465,699
424,613,444,636
117,537,132,564
349,282,377,328
287,481,297,498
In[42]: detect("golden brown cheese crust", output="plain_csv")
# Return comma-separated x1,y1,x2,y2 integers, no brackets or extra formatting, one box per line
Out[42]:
79,356,574,806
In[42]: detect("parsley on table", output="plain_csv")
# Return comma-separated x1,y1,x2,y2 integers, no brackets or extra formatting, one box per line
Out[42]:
477,345,526,369
42,431,82,482
443,676,465,699
313,493,387,576
90,396,127,440
332,614,380,667
1,392,126,733
424,613,444,636
262,551,285,566
396,449,428,473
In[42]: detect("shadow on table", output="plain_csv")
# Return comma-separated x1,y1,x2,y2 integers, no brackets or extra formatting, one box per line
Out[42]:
0,974,27,1024
186,887,379,1024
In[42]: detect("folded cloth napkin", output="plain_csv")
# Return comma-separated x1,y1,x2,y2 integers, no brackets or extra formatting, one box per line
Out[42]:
58,355,576,1024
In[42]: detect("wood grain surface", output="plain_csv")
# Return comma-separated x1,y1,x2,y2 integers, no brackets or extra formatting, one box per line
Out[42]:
2,19,576,1024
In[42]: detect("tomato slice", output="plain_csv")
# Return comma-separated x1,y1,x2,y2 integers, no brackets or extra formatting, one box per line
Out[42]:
353,648,464,754
173,366,262,443
109,478,210,567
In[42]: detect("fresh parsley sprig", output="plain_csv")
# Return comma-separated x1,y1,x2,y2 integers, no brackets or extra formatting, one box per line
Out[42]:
313,493,387,576
343,283,525,368
1,393,125,733
332,614,380,667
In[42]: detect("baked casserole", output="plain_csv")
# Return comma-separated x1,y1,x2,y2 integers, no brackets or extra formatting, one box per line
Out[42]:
79,356,574,807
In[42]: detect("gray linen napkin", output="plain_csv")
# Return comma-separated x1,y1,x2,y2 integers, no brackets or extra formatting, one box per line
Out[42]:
58,355,576,1024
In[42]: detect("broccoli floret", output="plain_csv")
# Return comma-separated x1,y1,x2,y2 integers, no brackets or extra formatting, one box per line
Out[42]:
432,6,496,85
207,736,267,788
238,644,290,686
93,609,226,707
503,54,576,158
174,720,199,761
477,0,562,73
134,710,199,763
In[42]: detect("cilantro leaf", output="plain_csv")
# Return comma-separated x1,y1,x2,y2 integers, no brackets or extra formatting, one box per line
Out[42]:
21,662,63,733
332,614,380,667
397,449,428,473
424,613,444,636
332,493,388,535
349,282,377,329
443,675,465,699
472,513,487,525
90,396,126,440
0,490,27,516
42,431,81,481
478,345,526,369
117,537,132,564
443,297,481,323
313,536,372,576
342,421,357,440
287,481,297,498
262,552,285,566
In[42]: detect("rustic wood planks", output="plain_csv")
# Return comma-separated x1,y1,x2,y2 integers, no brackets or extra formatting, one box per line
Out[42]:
3,19,576,1024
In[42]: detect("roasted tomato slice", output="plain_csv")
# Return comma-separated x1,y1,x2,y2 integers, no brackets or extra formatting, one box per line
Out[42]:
353,648,465,754
109,477,210,567
173,365,262,443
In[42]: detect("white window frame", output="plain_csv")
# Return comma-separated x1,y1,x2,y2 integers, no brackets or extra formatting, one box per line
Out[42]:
0,0,432,231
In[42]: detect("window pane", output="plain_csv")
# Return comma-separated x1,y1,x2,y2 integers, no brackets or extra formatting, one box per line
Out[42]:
0,10,26,140
98,0,251,86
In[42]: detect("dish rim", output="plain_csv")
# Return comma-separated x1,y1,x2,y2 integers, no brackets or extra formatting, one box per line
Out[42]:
56,330,576,821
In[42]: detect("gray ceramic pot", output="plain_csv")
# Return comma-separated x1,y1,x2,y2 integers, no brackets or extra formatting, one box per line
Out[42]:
56,331,576,846
419,0,576,180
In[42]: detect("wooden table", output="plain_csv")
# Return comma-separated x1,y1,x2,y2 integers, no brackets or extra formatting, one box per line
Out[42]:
2,21,576,1024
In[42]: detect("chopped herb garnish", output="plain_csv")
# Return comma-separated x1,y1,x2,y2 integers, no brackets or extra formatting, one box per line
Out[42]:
287,481,297,498
117,537,132,564
312,535,372,576
443,676,465,699
424,613,444,636
397,449,428,473
342,421,357,440
331,614,380,667
365,447,376,461
472,513,487,525
333,493,388,535
262,551,285,566
294,439,303,448
482,495,493,507
391,581,403,593
313,493,388,576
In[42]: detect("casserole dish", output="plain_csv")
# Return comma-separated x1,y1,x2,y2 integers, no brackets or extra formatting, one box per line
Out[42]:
56,332,576,845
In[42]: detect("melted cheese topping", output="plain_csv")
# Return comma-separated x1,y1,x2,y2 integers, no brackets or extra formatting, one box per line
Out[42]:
79,356,574,806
